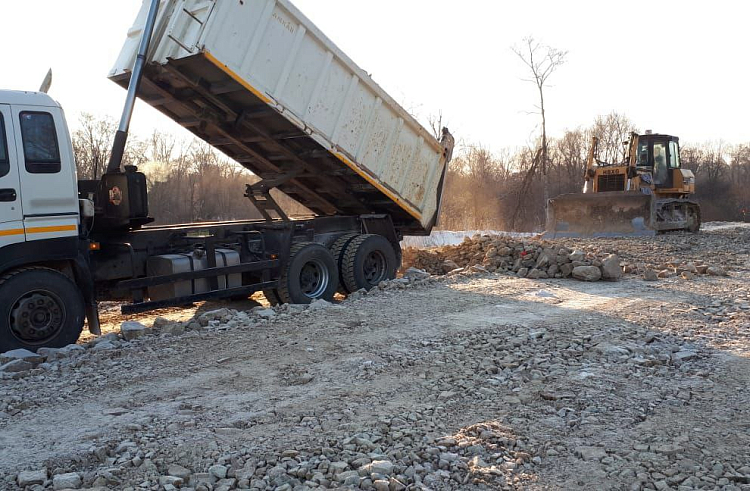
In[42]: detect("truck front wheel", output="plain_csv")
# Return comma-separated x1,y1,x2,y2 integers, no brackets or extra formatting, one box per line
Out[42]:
0,267,85,353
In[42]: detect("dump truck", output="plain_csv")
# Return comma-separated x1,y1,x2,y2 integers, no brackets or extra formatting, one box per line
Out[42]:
0,0,453,353
545,131,699,238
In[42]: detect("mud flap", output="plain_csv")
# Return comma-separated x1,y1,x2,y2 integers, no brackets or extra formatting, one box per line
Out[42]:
73,250,101,336
544,191,656,238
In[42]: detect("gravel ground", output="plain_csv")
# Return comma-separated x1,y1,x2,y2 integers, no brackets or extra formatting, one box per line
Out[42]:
1,225,749,491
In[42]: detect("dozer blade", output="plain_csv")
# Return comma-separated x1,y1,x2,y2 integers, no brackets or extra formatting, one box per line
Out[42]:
544,191,655,238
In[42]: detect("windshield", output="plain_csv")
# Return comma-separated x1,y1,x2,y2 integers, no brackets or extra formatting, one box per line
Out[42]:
653,142,668,185
637,140,649,166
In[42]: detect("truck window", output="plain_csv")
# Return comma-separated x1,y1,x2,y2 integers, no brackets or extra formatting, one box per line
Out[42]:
19,111,61,174
0,114,8,177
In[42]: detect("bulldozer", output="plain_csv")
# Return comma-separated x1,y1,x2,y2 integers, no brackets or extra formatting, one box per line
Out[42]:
545,131,701,238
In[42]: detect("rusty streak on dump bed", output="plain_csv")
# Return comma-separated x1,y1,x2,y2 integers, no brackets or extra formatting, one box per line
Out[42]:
111,54,426,235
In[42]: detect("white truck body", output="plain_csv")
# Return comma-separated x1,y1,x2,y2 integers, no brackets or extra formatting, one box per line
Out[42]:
110,0,450,234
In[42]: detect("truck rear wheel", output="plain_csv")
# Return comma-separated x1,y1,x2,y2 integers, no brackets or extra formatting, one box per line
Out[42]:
0,267,85,353
329,233,359,292
340,234,398,293
277,243,338,304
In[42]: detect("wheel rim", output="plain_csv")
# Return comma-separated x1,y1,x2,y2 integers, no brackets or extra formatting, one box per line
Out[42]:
299,259,330,299
9,290,66,345
363,250,387,285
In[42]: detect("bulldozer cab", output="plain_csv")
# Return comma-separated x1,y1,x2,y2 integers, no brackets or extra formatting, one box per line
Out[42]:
635,134,681,189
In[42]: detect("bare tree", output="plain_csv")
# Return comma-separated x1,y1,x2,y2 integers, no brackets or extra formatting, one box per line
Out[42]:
72,113,116,180
553,128,588,193
428,111,444,141
590,112,638,163
72,113,147,179
512,37,567,206
510,146,542,230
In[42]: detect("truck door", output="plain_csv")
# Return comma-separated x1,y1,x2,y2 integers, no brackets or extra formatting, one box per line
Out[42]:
0,104,25,248
11,106,79,242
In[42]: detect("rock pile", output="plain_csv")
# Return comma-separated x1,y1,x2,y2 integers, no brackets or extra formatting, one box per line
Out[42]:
402,234,727,282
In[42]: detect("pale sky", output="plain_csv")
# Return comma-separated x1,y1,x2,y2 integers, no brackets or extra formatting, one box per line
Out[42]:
1,0,747,153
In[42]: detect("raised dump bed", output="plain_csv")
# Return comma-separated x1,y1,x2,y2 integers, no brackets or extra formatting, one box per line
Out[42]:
110,0,452,235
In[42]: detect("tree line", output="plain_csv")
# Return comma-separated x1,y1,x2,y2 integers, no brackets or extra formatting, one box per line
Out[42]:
71,112,749,232
72,113,307,225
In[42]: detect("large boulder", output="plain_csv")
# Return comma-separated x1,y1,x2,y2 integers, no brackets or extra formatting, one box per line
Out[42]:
53,472,82,490
527,269,546,280
0,349,44,365
560,263,574,278
572,266,602,282
600,254,622,281
120,321,148,341
0,359,34,373
535,252,552,269
706,266,728,276
568,250,586,262
17,469,47,487
403,267,430,281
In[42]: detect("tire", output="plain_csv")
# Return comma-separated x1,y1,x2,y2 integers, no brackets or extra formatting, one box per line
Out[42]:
277,243,338,304
263,289,282,306
0,267,85,353
340,234,398,293
329,233,359,292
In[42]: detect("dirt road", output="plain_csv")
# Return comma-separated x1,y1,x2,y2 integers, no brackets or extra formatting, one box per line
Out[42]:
1,226,749,490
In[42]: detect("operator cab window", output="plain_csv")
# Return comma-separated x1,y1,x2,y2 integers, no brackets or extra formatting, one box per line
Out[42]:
19,111,61,174
0,114,8,177
653,142,668,185
669,141,680,169
637,140,649,167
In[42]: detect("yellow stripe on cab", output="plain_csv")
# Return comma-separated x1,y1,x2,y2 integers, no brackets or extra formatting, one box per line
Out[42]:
0,228,25,237
26,225,78,235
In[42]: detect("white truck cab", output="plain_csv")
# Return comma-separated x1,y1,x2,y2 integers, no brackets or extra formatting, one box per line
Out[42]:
0,90,94,352
0,91,80,250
